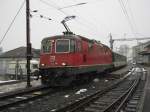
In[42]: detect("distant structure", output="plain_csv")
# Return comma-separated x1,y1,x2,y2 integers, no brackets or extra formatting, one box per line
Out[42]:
0,47,3,55
0,47,40,79
132,41,150,64
118,45,129,57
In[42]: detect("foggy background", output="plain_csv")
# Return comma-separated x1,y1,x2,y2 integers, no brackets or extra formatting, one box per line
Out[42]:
0,0,150,53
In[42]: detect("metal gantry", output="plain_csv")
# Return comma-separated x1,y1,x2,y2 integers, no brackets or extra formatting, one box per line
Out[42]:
109,33,150,50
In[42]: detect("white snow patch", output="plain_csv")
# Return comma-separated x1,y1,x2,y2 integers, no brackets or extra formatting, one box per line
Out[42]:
105,79,108,82
75,89,87,94
93,78,99,82
51,109,56,111
64,95,70,98
0,80,16,83
135,67,142,72
92,86,95,88
16,96,27,99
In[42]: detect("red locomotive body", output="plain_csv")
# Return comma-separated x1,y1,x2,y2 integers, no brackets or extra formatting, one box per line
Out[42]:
39,34,114,86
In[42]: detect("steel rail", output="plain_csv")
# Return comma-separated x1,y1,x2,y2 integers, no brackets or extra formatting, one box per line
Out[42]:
0,85,54,110
54,73,131,112
103,76,140,112
114,77,141,112
0,85,50,99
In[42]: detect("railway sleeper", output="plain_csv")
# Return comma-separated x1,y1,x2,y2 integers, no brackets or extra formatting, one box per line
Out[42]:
84,107,101,112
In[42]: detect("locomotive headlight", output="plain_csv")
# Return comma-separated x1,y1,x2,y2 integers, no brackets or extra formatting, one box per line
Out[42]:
41,64,45,66
61,62,67,66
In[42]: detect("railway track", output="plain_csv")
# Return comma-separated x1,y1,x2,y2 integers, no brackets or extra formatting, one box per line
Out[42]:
0,68,144,112
0,85,55,111
117,79,145,112
54,71,143,112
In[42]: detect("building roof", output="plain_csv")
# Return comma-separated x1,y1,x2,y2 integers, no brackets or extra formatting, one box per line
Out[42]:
0,47,40,58
139,51,150,55
133,41,150,48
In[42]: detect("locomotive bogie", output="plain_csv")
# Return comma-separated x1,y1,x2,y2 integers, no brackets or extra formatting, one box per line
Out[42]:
40,64,113,86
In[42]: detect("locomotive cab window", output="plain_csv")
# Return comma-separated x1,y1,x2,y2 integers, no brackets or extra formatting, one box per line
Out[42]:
56,39,69,53
70,39,76,52
42,40,52,53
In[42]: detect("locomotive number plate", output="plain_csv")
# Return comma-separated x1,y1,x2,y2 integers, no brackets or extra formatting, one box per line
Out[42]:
50,56,55,63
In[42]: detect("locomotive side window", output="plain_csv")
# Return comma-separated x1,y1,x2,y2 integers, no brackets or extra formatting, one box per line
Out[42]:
88,42,93,52
42,40,52,53
70,39,76,52
76,41,82,52
56,39,69,53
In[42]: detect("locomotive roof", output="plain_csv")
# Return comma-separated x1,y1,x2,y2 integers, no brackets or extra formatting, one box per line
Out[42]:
42,35,80,41
42,34,110,49
42,34,92,42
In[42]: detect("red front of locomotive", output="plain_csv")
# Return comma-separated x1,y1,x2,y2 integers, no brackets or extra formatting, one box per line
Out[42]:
39,35,84,86
40,35,83,68
39,34,113,86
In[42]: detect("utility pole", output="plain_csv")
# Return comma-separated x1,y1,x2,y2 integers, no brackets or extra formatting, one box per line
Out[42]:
26,0,32,87
109,33,114,50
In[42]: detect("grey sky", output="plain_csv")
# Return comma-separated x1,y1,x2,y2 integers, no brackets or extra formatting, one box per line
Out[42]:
0,0,150,51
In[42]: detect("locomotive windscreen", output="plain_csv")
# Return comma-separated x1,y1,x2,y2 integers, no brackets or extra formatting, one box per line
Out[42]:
56,39,70,52
56,39,76,53
42,40,52,53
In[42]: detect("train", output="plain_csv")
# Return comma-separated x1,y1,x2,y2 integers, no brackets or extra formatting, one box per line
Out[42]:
39,33,127,86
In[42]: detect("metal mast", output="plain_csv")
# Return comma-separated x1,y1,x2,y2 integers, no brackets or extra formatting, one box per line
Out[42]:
26,0,32,87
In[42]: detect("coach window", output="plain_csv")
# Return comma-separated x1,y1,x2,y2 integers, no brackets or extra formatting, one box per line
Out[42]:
42,40,51,53
56,39,69,53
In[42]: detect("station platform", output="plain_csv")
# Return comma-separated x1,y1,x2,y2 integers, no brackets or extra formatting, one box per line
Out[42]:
0,80,19,86
142,67,150,112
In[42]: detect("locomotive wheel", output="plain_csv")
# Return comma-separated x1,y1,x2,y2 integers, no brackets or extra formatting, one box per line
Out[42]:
41,76,49,86
41,74,74,87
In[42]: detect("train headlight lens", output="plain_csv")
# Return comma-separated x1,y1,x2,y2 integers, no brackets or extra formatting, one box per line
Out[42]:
41,64,45,66
61,62,67,66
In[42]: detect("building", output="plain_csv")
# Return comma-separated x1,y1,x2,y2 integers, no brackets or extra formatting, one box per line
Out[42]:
132,41,150,64
0,47,40,79
0,47,3,55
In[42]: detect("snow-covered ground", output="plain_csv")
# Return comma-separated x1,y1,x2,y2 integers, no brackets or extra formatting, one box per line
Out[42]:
0,80,41,94
0,80,17,83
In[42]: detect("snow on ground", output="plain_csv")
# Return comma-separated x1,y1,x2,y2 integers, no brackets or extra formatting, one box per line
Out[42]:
75,89,87,95
0,80,17,83
0,80,41,93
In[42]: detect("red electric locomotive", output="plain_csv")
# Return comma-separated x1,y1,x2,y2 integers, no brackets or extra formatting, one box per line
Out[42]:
39,33,114,86
39,16,126,86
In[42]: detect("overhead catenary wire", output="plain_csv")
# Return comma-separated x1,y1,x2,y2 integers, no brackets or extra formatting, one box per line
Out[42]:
39,0,69,15
59,0,100,35
39,0,109,38
118,0,136,36
0,0,25,45
126,1,139,35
